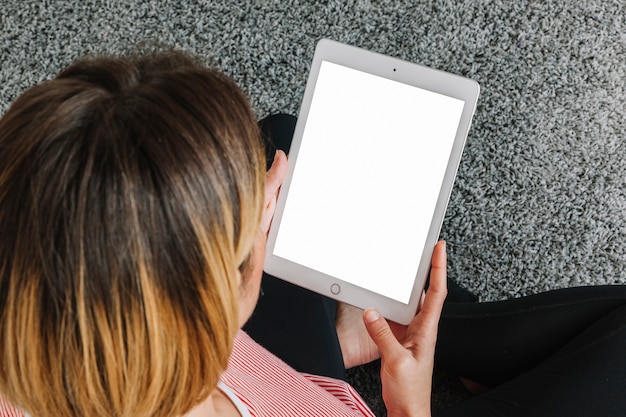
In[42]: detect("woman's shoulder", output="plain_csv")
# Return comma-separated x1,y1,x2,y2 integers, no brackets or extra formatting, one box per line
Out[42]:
221,330,374,417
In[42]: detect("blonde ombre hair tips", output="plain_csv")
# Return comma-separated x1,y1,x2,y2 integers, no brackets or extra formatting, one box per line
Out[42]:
0,51,265,417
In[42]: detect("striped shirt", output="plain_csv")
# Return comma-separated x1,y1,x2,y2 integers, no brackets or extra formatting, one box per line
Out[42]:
0,330,376,417
0,397,22,417
221,330,376,416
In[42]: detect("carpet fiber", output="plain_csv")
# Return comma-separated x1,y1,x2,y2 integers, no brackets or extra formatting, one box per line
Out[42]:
1,1,624,415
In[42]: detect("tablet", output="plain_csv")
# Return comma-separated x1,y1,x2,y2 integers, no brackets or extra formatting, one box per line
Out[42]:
264,39,479,325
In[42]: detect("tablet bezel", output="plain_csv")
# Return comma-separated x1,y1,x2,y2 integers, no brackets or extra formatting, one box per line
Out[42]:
263,39,479,325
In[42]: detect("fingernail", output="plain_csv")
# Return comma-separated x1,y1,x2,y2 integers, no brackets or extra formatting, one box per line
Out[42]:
364,309,381,323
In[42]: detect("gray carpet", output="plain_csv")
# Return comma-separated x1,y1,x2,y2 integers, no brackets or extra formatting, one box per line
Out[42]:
2,1,625,415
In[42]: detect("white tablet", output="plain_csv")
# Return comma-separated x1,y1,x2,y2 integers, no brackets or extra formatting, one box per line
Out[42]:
264,39,479,325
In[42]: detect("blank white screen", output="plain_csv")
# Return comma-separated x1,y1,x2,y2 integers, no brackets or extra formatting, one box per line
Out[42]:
273,61,464,303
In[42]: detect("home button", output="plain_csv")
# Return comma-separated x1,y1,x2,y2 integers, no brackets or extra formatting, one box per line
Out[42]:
330,283,341,295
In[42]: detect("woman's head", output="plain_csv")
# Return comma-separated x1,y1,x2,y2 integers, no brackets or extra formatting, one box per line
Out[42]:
0,51,265,416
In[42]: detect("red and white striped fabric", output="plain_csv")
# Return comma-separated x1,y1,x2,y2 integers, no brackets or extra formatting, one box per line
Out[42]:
221,330,376,417
0,396,23,417
0,331,377,417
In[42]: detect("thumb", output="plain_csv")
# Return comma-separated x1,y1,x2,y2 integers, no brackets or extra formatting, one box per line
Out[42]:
364,309,402,357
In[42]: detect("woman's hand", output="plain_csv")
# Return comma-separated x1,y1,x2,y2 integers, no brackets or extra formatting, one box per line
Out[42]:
260,150,288,236
238,150,288,327
364,241,448,417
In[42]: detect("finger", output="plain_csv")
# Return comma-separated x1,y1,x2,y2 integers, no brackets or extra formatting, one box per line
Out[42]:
421,241,448,318
364,309,404,359
260,150,287,234
423,241,447,307
264,150,287,204
405,241,448,341
259,194,278,235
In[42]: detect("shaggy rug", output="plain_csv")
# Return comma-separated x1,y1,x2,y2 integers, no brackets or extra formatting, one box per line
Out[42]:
1,1,624,414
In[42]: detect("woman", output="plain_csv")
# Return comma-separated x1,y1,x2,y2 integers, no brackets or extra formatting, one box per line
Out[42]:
0,49,442,417
0,50,624,417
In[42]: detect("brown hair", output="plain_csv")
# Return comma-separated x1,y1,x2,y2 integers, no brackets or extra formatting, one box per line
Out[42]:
0,51,265,416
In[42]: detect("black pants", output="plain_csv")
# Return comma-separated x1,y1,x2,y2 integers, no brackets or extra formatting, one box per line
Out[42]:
244,114,626,417
435,288,626,417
